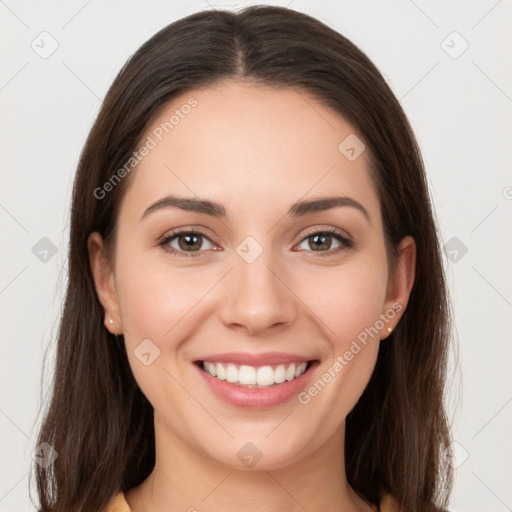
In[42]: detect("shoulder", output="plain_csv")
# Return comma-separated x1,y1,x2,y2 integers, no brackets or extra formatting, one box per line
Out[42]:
105,491,131,512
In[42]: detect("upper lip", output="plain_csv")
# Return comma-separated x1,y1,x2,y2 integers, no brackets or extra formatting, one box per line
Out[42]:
196,351,316,366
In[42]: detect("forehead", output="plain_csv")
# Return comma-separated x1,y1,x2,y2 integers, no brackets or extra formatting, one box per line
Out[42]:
120,81,381,223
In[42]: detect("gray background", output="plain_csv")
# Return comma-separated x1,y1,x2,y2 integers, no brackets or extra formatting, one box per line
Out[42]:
1,1,511,510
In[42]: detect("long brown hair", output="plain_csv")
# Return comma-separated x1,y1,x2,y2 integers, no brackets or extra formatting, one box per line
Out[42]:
32,5,453,511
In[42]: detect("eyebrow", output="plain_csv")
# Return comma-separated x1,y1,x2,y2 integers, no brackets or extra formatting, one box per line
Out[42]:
141,194,371,224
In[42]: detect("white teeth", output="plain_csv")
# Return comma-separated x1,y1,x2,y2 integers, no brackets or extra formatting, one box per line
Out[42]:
274,364,286,384
202,361,309,387
239,365,256,385
216,362,226,380
207,362,217,377
256,366,275,386
226,363,238,383
295,362,307,378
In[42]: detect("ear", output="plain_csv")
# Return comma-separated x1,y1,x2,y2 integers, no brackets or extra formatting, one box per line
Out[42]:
380,235,416,339
87,232,123,334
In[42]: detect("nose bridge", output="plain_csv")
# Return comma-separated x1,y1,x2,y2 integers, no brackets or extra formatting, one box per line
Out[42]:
219,234,296,334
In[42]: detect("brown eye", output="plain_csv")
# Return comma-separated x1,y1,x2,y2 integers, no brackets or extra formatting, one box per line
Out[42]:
176,233,203,251
159,229,215,257
307,233,333,251
296,229,353,255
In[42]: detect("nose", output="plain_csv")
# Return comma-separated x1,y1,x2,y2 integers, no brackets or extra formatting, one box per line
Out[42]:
218,245,298,337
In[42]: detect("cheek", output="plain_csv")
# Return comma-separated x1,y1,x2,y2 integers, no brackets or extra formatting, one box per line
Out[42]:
113,249,227,400
115,249,209,341
305,254,389,346
294,268,387,435
114,255,208,411
302,253,388,403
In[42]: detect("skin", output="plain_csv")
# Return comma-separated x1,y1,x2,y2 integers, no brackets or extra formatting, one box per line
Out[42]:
89,81,416,512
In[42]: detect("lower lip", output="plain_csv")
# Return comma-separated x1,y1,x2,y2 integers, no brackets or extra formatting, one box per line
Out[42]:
195,362,317,410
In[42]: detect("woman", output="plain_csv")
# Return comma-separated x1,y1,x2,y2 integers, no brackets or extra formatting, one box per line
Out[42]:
33,5,453,511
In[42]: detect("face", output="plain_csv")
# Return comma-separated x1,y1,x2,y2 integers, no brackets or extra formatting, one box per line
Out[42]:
89,81,415,471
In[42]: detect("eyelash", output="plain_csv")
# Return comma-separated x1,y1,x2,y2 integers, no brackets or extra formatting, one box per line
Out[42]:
158,227,353,258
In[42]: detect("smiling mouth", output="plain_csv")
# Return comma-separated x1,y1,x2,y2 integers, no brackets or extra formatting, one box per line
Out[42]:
196,360,316,389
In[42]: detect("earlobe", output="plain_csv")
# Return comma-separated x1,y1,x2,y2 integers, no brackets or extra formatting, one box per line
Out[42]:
87,232,123,334
381,235,416,339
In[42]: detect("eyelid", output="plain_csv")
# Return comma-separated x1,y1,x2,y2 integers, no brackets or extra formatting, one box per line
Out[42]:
299,225,352,243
